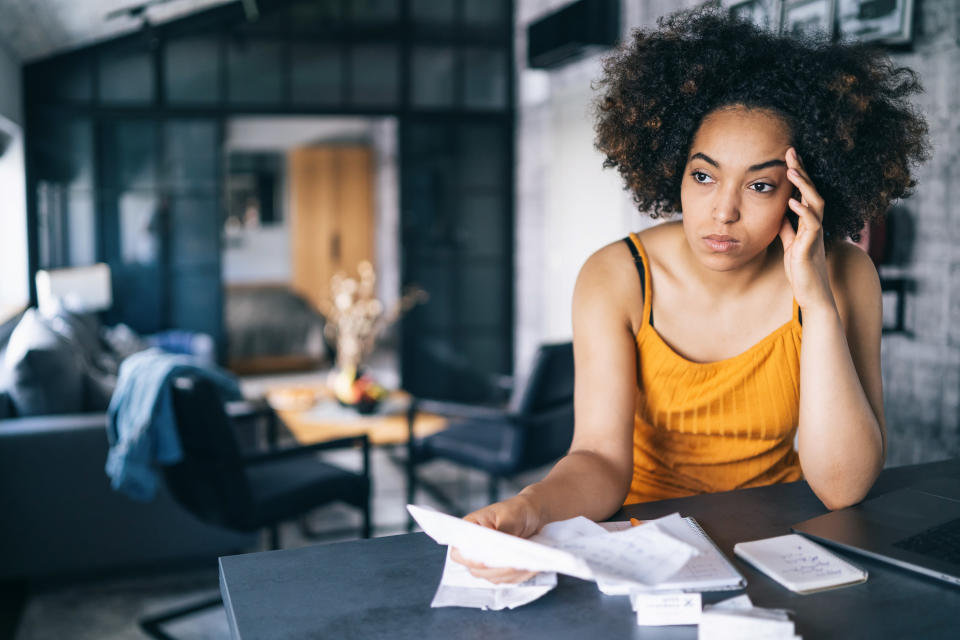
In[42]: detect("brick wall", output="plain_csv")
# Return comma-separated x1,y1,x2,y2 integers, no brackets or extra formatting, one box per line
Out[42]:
877,0,960,464
514,0,959,465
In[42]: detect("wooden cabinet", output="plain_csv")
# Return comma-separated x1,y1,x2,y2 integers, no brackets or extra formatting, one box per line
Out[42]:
288,146,374,309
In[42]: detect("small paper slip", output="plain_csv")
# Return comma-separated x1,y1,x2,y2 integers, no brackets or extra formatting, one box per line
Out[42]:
407,504,697,587
699,595,801,639
430,547,557,610
632,591,701,626
597,514,746,595
733,533,867,594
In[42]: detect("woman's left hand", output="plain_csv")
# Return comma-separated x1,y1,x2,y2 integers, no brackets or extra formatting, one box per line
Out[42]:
779,147,836,314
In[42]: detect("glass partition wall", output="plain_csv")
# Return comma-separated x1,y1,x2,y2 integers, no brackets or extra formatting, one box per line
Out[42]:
23,0,514,401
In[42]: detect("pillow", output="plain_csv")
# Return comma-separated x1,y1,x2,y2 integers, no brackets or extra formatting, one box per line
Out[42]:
41,303,117,410
3,309,85,416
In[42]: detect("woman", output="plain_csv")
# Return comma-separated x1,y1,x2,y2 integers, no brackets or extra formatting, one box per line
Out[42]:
455,5,929,583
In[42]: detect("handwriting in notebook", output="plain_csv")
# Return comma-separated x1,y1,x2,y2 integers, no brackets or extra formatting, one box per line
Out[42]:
776,543,845,578
734,534,867,593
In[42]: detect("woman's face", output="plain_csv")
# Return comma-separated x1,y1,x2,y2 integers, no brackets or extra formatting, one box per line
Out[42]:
679,106,795,271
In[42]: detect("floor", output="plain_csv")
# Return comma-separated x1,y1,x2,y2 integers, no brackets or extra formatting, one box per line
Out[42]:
10,444,548,640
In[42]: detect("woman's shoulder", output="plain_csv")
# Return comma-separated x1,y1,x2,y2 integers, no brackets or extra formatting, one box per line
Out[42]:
827,241,880,289
826,240,881,323
578,237,638,287
634,220,684,276
575,234,653,333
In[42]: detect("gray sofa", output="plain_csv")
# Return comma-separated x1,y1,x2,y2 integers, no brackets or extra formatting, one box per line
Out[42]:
0,309,256,580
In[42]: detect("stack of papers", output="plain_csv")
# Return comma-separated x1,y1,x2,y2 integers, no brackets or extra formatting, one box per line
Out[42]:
407,505,700,610
408,505,698,583
599,515,745,595
699,595,801,639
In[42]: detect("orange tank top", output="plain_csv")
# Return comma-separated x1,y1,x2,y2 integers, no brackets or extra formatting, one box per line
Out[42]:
624,233,803,505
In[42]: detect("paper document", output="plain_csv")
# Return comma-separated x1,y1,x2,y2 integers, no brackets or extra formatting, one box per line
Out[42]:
407,505,698,587
632,591,702,626
430,547,557,610
598,514,746,595
699,595,801,639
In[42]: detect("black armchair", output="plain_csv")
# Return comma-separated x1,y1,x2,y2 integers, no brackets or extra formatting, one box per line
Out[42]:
405,342,574,524
140,376,371,640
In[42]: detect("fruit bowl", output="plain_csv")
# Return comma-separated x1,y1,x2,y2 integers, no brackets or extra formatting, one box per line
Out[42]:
330,367,388,414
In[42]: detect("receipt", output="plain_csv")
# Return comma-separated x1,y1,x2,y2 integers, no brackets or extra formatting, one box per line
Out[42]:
430,547,558,610
699,595,801,639
407,505,698,588
633,591,702,626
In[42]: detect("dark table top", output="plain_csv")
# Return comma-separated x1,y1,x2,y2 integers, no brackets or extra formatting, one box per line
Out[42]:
219,459,960,639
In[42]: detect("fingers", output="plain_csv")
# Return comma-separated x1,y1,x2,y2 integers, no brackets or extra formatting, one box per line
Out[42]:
450,546,486,570
785,147,824,221
788,197,821,236
778,214,796,249
450,546,538,584
468,567,539,584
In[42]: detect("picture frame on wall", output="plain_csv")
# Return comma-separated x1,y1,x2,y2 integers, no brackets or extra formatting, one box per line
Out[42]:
837,0,914,44
727,0,784,33
782,0,835,38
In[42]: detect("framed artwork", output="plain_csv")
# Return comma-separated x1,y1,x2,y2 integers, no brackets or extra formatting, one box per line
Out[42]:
837,0,914,44
727,0,784,33
782,0,835,38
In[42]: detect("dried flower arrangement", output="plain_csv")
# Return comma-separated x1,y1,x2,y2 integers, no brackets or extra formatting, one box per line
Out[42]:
317,260,427,410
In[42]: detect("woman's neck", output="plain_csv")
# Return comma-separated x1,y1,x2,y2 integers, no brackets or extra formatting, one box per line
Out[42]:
678,234,785,300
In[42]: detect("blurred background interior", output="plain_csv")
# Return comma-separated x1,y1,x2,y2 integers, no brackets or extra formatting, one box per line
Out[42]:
0,0,957,638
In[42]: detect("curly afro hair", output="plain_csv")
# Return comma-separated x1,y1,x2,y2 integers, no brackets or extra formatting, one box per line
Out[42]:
594,2,930,246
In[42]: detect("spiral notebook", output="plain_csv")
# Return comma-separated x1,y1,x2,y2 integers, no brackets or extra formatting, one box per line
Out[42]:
597,515,746,594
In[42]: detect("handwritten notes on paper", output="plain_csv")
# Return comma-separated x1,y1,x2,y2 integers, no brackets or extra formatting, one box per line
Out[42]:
733,534,868,594
407,505,698,589
597,515,745,595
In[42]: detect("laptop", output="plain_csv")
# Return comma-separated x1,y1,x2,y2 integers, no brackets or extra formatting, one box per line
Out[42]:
791,476,960,586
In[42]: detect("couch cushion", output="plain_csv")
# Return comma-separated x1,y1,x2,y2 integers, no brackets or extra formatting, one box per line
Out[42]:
42,304,117,411
2,309,85,416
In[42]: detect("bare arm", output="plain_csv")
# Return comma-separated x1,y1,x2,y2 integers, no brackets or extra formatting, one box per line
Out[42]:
796,245,885,509
453,245,639,582
781,148,885,510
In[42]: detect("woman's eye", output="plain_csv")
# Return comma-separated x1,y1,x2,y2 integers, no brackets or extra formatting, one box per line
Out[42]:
750,182,775,193
691,171,713,184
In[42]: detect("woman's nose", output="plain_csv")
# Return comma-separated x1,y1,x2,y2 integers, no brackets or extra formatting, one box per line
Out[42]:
712,189,740,223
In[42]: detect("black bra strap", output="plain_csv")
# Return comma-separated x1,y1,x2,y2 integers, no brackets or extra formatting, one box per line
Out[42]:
623,237,654,327
624,237,645,288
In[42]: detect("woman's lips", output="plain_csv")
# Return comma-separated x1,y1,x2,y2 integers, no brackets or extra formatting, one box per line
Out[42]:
703,235,739,252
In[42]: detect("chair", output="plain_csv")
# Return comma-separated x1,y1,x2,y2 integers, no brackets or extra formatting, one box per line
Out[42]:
405,342,574,526
139,376,371,640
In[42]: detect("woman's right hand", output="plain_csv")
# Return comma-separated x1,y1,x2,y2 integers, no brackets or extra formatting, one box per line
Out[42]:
449,493,545,584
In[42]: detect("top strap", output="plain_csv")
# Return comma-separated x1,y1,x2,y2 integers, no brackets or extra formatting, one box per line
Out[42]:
624,233,654,328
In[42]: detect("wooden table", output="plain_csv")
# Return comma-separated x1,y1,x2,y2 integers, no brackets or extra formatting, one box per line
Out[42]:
268,388,446,446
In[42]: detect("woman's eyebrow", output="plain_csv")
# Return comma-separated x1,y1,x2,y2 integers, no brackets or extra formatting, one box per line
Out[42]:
689,152,787,172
